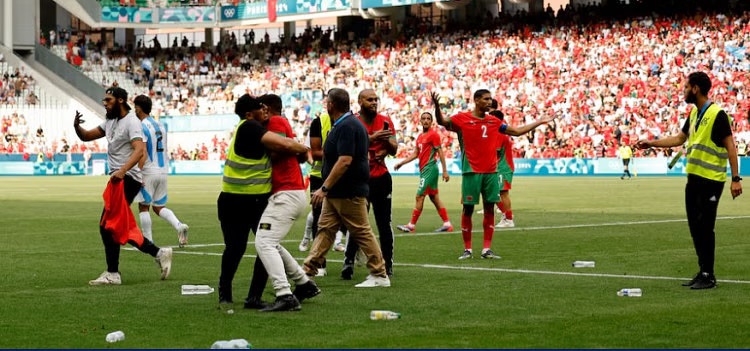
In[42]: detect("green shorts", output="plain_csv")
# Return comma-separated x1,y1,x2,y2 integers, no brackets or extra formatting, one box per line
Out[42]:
461,173,500,205
417,165,439,196
498,171,513,191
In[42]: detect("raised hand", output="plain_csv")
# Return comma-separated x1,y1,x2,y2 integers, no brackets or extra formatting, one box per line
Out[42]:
74,110,85,125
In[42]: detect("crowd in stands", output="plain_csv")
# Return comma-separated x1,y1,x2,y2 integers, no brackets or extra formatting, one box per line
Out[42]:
9,0,750,160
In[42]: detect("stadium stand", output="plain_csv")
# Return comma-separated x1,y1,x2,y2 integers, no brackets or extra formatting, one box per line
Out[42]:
4,0,750,160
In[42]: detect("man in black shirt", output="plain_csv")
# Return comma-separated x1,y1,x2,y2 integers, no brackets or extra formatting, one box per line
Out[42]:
217,94,308,312
303,88,390,288
635,71,742,289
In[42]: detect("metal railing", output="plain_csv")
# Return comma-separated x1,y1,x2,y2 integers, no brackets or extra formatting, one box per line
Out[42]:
33,43,104,106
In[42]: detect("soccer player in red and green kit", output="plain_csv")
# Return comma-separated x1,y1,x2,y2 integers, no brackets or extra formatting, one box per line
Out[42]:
394,111,453,233
489,110,516,228
431,89,556,260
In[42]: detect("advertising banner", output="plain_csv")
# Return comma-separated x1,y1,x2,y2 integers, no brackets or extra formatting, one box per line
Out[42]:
160,6,215,23
220,0,350,21
361,0,439,9
101,6,154,23
0,158,746,176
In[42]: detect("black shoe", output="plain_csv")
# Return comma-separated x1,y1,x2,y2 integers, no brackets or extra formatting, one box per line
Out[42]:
293,280,321,303
690,272,717,290
341,264,354,280
681,272,701,287
218,286,232,304
386,265,393,277
243,296,269,309
259,294,301,312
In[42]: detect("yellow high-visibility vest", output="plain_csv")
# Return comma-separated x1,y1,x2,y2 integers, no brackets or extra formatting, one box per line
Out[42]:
221,120,272,194
309,113,331,179
685,104,731,182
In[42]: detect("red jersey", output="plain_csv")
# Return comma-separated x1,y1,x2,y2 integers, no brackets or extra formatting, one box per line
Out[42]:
357,113,395,178
266,115,305,192
448,112,501,173
416,128,441,170
495,133,514,172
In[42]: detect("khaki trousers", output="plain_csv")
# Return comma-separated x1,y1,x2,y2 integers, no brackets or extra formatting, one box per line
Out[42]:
304,196,387,278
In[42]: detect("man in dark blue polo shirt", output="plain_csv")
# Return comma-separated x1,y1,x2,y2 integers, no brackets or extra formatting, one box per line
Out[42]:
303,88,390,288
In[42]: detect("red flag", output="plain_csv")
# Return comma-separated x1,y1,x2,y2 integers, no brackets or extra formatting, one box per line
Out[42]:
268,0,277,22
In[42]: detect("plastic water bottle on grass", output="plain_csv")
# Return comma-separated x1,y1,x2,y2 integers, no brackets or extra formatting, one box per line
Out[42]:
617,288,642,297
572,261,595,268
211,338,252,349
105,331,125,343
370,310,401,320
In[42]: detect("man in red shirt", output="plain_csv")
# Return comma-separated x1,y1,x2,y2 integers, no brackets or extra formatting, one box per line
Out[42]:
342,89,398,279
490,110,516,228
432,90,555,260
253,94,320,311
394,111,453,233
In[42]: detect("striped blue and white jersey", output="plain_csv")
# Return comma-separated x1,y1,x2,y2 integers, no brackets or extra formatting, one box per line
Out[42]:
141,116,169,175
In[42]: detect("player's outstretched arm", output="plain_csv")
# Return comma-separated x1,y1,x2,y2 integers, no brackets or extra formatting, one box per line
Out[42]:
634,132,687,149
503,115,557,136
394,150,418,170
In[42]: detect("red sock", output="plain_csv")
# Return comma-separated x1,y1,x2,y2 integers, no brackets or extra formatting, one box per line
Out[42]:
505,210,513,220
410,209,422,225
437,207,449,222
461,214,472,250
483,212,494,249
497,202,505,212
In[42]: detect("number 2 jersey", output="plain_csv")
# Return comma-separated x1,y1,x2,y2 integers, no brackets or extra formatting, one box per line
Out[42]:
141,116,169,175
447,111,503,174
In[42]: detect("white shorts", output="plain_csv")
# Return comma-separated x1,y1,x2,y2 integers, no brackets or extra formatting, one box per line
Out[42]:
135,173,168,206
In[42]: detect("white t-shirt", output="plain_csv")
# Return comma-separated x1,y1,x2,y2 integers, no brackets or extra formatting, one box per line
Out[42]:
99,111,143,182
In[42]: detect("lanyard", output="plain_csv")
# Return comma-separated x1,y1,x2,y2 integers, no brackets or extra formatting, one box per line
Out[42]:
693,101,712,132
333,111,352,127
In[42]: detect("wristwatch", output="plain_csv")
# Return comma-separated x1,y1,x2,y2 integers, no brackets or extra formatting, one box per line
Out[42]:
732,176,742,182
321,185,329,193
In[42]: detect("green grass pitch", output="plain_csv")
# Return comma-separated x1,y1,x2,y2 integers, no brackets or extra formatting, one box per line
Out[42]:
1,175,749,348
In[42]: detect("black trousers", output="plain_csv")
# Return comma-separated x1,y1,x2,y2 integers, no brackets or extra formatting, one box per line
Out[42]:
99,175,160,273
345,172,394,273
684,175,724,275
309,175,324,240
217,191,271,303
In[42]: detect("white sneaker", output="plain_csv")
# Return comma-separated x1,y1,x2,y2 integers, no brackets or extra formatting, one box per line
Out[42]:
89,271,121,286
495,219,515,228
354,274,391,288
298,237,311,252
476,209,484,214
156,247,173,280
177,223,189,248
333,242,345,252
315,268,327,277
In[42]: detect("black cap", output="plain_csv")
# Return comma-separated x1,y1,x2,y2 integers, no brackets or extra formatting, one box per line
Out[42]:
105,87,131,110
235,94,262,118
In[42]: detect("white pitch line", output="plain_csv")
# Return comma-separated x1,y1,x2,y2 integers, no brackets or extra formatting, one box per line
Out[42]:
140,249,750,285
123,216,750,246
401,215,750,236
123,216,750,285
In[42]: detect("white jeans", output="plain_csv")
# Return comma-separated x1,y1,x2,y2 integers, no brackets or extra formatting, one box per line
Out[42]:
255,190,308,296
